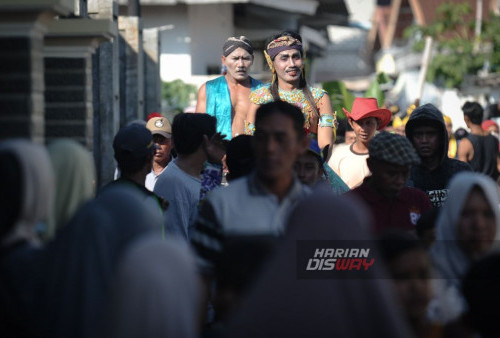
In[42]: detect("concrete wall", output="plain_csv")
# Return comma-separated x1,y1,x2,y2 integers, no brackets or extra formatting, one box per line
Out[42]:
139,5,192,82
138,4,233,83
188,3,233,75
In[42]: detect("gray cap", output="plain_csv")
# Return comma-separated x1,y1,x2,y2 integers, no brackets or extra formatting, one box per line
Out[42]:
369,132,420,165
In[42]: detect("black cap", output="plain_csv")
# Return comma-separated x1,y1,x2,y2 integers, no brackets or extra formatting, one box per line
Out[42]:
113,124,154,162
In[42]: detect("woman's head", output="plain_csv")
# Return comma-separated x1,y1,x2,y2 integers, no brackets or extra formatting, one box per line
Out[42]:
457,185,497,258
437,173,500,256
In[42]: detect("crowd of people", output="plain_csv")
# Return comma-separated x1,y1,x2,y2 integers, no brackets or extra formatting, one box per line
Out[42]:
2,31,500,338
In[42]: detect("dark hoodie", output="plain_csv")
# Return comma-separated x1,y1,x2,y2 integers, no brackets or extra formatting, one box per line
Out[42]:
405,104,471,207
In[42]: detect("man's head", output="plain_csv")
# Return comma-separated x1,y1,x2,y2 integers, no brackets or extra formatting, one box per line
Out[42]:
113,124,155,177
344,128,356,145
264,31,304,86
462,101,484,126
226,135,255,182
146,116,172,167
172,113,216,156
367,132,420,198
254,101,308,183
295,139,324,186
343,98,391,145
405,104,447,165
222,36,254,82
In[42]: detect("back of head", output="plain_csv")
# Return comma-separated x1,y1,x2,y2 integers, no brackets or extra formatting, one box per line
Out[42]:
105,236,200,338
227,192,412,337
378,231,425,263
255,101,305,138
226,135,255,181
454,127,469,141
0,139,54,246
172,113,216,155
415,207,440,243
41,185,162,338
462,101,484,125
113,124,154,176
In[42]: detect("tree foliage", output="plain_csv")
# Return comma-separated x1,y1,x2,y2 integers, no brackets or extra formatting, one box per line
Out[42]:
406,2,500,88
162,79,198,113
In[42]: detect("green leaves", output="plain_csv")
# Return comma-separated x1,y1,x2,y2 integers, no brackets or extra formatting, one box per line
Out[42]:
323,73,389,120
323,80,354,119
405,1,499,88
162,80,198,113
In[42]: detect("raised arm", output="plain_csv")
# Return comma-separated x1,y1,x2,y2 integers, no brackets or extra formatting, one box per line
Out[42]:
195,83,207,113
317,94,335,150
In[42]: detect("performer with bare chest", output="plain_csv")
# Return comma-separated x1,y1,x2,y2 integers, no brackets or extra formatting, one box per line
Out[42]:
195,36,262,139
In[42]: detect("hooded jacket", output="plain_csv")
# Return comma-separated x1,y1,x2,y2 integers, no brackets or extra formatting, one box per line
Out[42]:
405,104,471,207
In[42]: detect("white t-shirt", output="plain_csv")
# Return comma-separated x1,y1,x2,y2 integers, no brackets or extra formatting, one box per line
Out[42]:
327,143,370,189
145,167,166,191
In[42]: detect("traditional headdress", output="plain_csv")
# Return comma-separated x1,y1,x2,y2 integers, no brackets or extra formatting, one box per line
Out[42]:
223,36,254,57
264,34,304,88
264,35,303,73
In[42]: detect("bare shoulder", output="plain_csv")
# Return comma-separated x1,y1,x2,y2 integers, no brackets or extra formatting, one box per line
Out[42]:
457,137,473,161
458,137,473,150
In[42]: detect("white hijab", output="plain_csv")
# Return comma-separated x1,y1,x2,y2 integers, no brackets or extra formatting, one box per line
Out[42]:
0,139,54,246
47,139,95,240
431,171,500,283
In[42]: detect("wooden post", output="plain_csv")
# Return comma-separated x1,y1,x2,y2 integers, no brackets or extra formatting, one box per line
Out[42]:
416,36,433,103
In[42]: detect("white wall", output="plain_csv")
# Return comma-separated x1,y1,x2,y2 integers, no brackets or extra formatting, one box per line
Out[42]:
188,3,233,76
141,4,233,84
141,5,192,82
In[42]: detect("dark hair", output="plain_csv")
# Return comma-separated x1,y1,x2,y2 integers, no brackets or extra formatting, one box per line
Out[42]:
255,101,305,138
0,151,22,240
226,135,255,181
463,253,500,338
118,155,152,177
454,127,469,141
462,101,484,125
113,124,154,176
416,208,439,240
265,31,320,121
215,235,277,291
172,113,216,155
377,230,426,263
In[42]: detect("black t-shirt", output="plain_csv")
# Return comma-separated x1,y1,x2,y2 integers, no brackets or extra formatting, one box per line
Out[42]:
409,158,472,208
